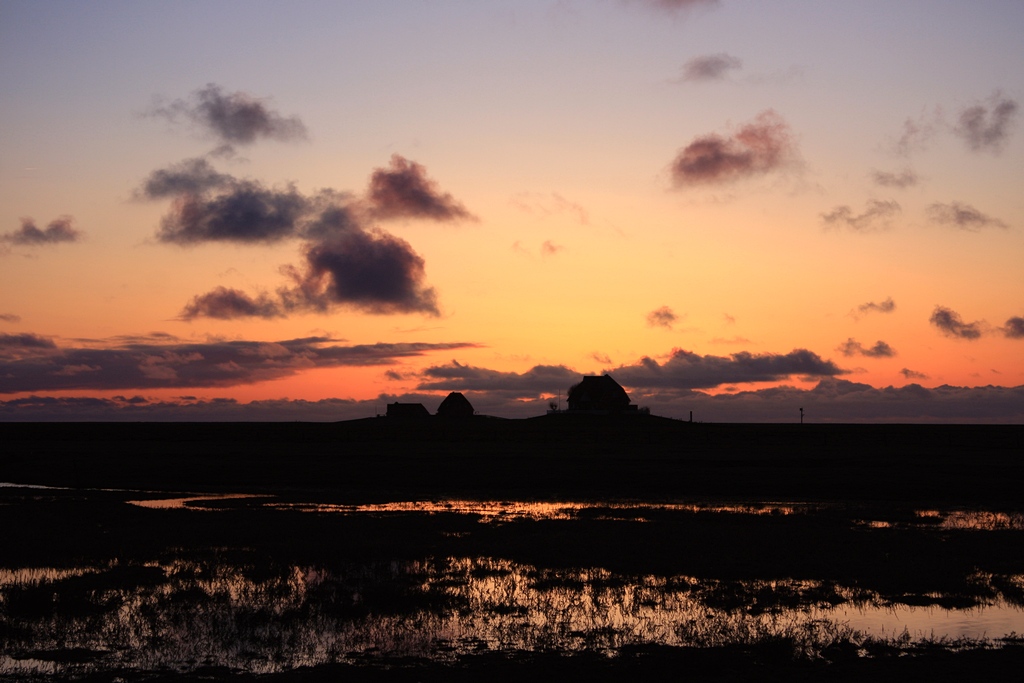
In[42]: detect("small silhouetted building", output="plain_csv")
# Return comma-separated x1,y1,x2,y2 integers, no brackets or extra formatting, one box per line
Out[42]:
566,374,635,413
437,391,474,418
386,402,431,419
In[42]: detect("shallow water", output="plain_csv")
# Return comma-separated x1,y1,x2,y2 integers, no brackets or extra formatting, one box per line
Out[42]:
4,485,1024,678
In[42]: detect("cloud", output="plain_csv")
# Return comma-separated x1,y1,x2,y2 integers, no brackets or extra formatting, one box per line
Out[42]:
540,240,564,256
147,83,308,146
670,110,796,186
180,287,284,320
930,305,983,340
367,155,475,222
927,201,1008,231
646,306,678,329
4,380,1022,423
900,368,928,380
283,230,440,315
837,338,896,358
417,361,579,398
1002,316,1024,339
0,314,21,323
156,181,311,244
854,297,896,319
135,157,235,199
871,169,919,189
509,192,589,225
677,53,742,82
0,332,57,354
954,92,1019,154
0,335,477,393
611,348,845,391
821,200,901,232
629,0,719,14
892,110,942,155
2,216,82,245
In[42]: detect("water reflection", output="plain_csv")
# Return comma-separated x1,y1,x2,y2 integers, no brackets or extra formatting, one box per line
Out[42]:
265,500,804,521
4,555,1024,678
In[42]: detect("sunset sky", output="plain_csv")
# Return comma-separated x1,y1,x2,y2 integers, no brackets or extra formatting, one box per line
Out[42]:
2,0,1023,422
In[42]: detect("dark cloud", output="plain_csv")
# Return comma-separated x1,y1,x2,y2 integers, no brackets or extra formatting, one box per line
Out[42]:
136,158,235,199
1002,316,1024,339
855,297,896,318
954,92,1018,153
927,201,1008,231
0,314,21,323
156,181,310,244
147,84,308,145
837,338,896,358
3,216,81,245
367,155,475,222
284,230,440,315
0,335,477,393
417,361,578,398
678,53,742,82
646,306,678,329
821,200,901,232
0,333,57,353
871,169,919,189
670,110,795,187
4,380,1022,423
180,287,284,320
611,348,845,391
900,368,928,380
930,305,983,340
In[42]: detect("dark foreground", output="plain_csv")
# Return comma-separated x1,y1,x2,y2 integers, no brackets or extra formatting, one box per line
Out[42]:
3,416,1024,503
2,418,1024,681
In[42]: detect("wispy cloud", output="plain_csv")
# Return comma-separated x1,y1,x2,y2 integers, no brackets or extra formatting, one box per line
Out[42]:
146,83,308,146
367,155,476,222
0,314,21,323
646,306,678,329
930,305,983,340
871,168,919,189
821,200,901,232
954,91,1019,154
509,192,589,225
853,297,896,319
2,216,82,246
837,338,896,358
627,0,719,15
927,201,1008,231
670,110,796,186
677,53,742,82
900,368,928,380
0,335,477,393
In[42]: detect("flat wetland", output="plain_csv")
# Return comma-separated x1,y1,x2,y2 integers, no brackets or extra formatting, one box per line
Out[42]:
3,417,1024,680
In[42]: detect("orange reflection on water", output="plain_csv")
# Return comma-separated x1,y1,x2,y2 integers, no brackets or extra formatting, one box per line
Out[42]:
266,500,802,521
915,510,1024,531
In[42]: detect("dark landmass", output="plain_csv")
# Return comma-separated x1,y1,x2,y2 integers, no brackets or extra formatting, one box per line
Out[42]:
2,416,1023,504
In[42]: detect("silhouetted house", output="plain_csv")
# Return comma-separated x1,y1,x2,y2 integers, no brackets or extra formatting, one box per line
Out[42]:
566,374,636,413
386,402,430,419
437,392,474,418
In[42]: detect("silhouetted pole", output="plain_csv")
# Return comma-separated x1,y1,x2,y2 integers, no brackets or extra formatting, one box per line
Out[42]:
799,407,804,424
